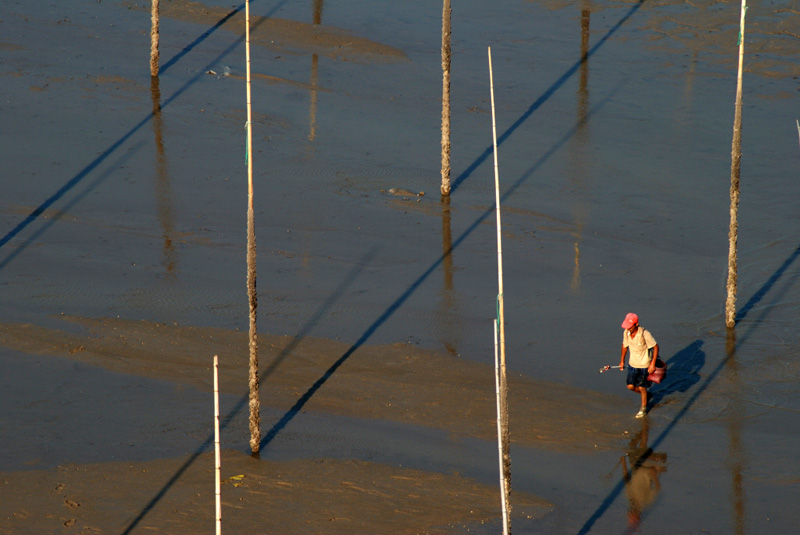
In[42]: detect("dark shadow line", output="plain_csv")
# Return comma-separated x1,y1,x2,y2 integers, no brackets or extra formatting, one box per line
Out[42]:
259,245,381,381
118,244,376,534
118,2,625,529
159,4,245,75
0,133,144,251
577,343,729,535
449,0,646,194
260,213,481,448
0,142,145,271
734,243,800,324
259,86,620,449
121,56,617,535
0,0,290,270
159,0,291,76
120,385,254,535
578,241,800,534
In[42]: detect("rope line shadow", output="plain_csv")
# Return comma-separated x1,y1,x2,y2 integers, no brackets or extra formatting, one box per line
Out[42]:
449,0,646,194
159,3,245,75
734,243,800,325
0,140,144,269
258,245,381,382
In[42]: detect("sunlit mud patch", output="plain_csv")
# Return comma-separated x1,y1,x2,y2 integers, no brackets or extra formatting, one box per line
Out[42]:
0,450,552,534
125,0,409,63
0,315,630,453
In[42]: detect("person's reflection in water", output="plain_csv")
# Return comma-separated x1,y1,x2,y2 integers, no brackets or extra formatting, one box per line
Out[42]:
621,417,667,532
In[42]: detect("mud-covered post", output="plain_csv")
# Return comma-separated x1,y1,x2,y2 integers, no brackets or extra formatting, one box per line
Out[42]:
245,0,261,454
150,0,159,77
726,0,747,329
440,0,452,196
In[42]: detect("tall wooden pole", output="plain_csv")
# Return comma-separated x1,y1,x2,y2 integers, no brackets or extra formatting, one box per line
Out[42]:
725,0,747,329
440,0,452,196
149,0,160,77
488,46,511,533
245,0,261,454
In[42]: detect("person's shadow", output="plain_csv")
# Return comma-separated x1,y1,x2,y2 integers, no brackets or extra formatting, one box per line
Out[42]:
649,340,705,410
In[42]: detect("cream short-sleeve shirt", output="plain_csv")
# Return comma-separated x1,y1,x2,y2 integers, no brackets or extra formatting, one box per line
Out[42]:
623,327,657,368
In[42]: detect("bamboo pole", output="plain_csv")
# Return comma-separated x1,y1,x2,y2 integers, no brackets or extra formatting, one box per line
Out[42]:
493,321,510,535
725,0,747,329
149,0,160,77
245,0,261,454
213,355,222,535
440,0,452,196
488,46,511,533
795,119,799,150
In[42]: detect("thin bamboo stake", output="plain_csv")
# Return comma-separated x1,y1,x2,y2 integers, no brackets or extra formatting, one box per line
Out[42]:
488,46,512,533
493,320,510,535
725,0,747,329
795,119,799,150
149,0,160,77
245,0,261,454
440,0,452,196
213,355,222,535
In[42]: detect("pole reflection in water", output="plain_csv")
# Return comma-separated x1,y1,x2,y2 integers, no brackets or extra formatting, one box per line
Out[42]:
150,76,178,277
568,3,592,293
683,50,699,107
726,329,746,535
308,0,323,145
439,195,459,357
578,5,591,131
308,53,319,143
621,417,668,534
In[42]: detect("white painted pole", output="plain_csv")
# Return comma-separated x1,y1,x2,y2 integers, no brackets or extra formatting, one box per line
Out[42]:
213,355,222,535
795,119,799,150
488,45,511,534
493,320,509,535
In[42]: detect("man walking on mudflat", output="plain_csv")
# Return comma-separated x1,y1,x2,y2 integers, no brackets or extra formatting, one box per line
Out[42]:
619,313,658,418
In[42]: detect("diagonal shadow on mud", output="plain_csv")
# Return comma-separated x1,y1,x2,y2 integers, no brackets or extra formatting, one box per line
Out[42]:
0,0,286,271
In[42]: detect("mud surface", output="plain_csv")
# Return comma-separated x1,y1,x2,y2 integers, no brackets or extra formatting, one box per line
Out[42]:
2,0,799,533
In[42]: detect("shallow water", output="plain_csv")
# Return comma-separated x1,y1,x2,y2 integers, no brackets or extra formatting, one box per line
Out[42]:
2,0,799,533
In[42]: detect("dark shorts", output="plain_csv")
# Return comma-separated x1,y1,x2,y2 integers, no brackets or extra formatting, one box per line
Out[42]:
627,366,651,388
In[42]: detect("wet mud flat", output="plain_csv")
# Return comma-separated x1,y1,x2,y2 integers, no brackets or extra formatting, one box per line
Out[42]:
2,452,549,534
2,0,800,533
0,316,630,533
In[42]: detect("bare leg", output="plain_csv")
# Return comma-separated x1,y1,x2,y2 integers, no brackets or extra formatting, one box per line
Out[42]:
627,385,647,408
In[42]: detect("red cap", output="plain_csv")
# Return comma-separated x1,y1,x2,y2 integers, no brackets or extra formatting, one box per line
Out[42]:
621,313,638,329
